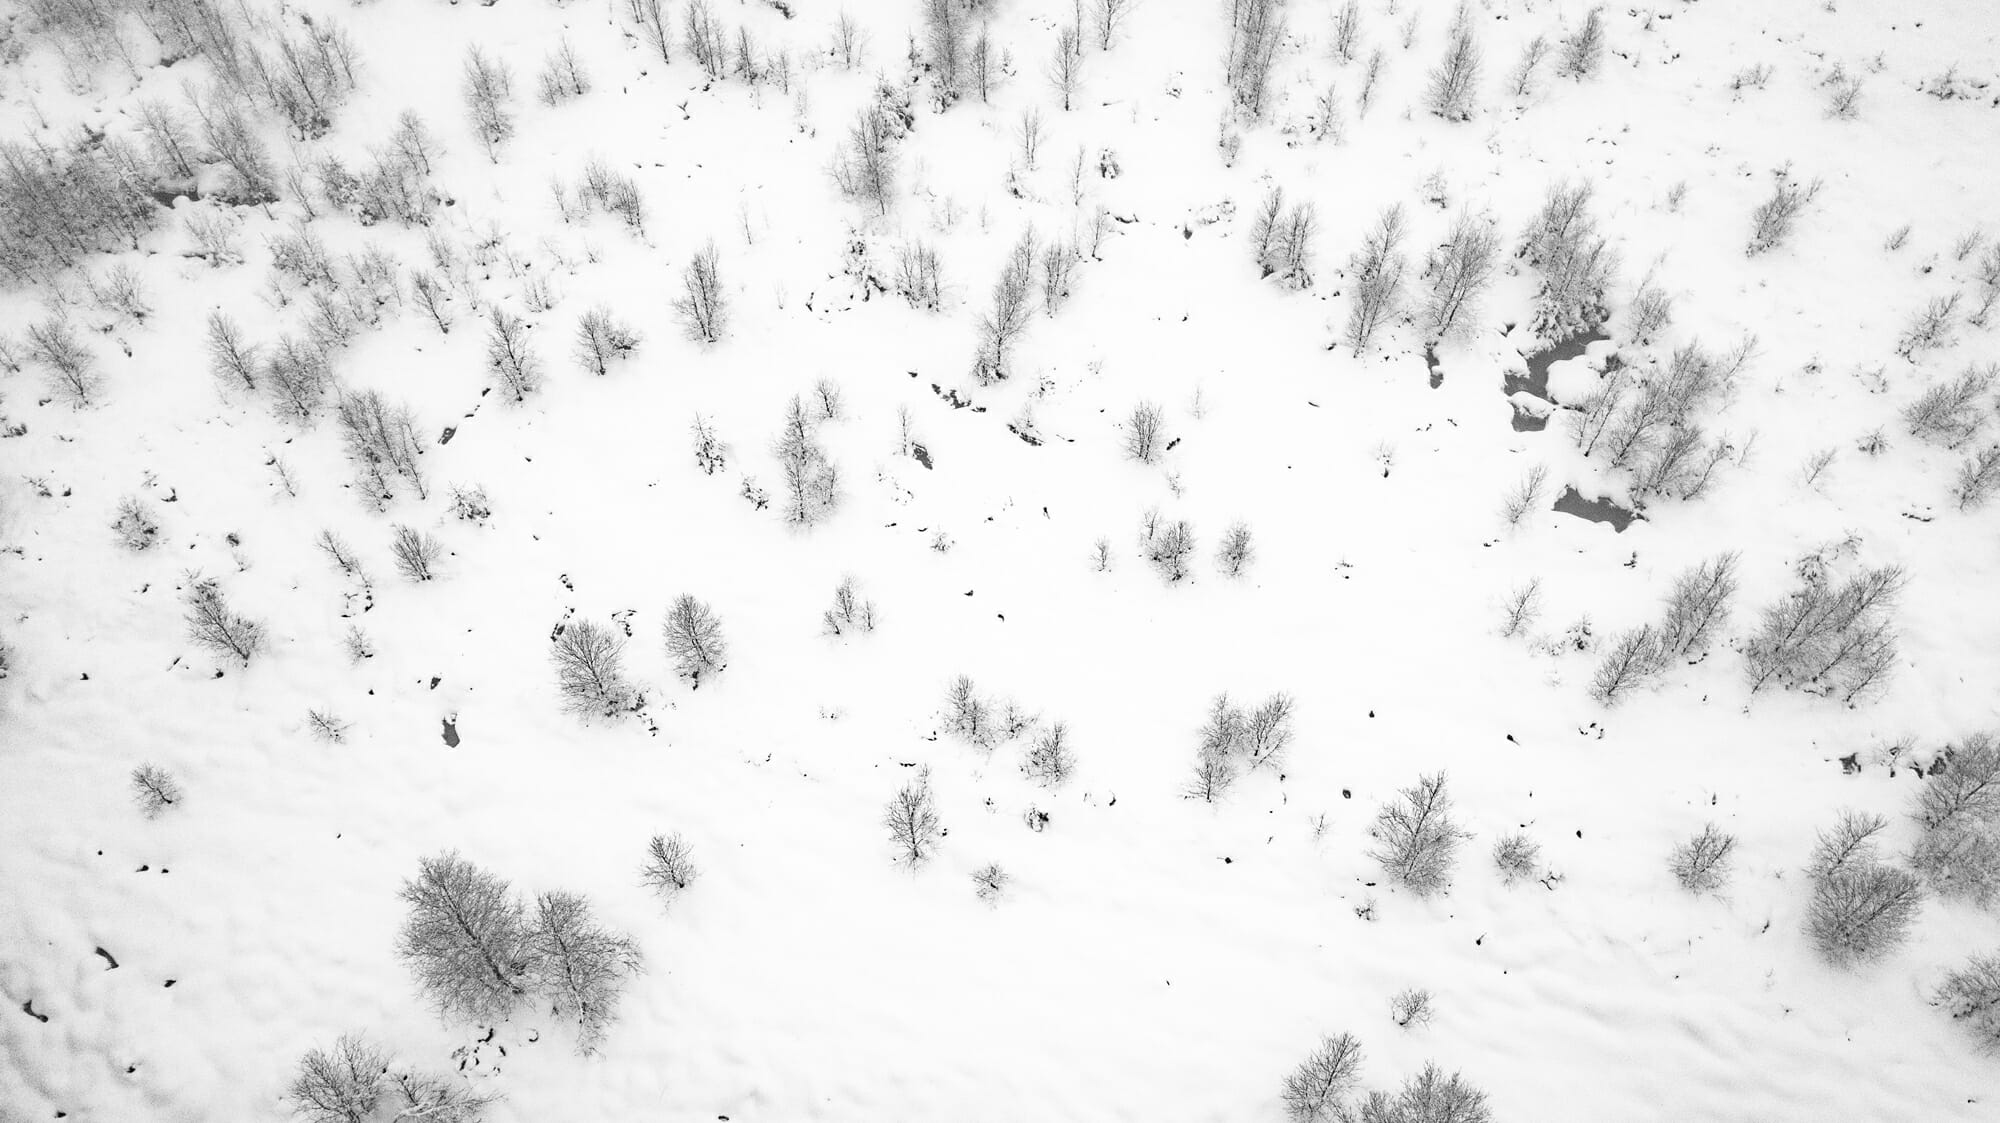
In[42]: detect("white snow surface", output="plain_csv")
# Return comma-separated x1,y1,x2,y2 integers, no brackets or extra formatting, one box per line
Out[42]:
3,0,2000,1120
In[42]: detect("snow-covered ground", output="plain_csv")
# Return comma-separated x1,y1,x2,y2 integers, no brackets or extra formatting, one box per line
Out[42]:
4,0,2000,1119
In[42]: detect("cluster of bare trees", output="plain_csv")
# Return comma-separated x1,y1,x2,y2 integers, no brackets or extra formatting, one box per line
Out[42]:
1520,181,1616,342
822,576,877,636
537,38,592,107
575,306,640,375
1589,553,1739,705
1281,1031,1491,1123
1570,336,1751,508
287,1032,493,1123
1420,211,1499,344
1742,558,1904,703
1249,186,1317,289
1937,948,2000,1050
676,242,728,343
463,47,517,162
0,136,159,285
1139,507,1197,583
562,159,649,236
1900,364,2000,509
1184,692,1295,803
1225,0,1283,117
1804,810,1923,965
397,852,640,1054
337,389,428,507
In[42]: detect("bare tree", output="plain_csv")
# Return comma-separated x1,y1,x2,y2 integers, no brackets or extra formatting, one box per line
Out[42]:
832,9,864,70
462,47,516,162
1185,738,1239,803
944,674,994,746
1805,810,1922,965
834,105,898,216
1049,24,1083,110
574,306,640,375
972,862,1010,901
1493,832,1542,884
676,242,727,343
1216,521,1255,578
1746,171,1823,255
1508,34,1551,98
884,769,943,864
632,0,671,64
1370,772,1467,896
382,1070,494,1122
663,593,727,684
1935,950,2000,1050
1225,0,1283,116
537,38,592,106
25,314,101,405
1345,205,1408,353
823,576,877,635
112,496,161,550
1657,553,1739,659
691,414,728,475
1911,733,2000,905
1904,363,1994,448
552,619,641,717
1023,721,1077,786
529,890,640,1055
1520,181,1616,341
895,241,942,309
131,764,182,818
1957,445,2000,511
207,310,260,391
1425,22,1482,121
1669,823,1736,894
773,395,838,524
1589,625,1664,705
1422,211,1500,344
1144,516,1197,583
390,525,441,581
1124,401,1166,463
1500,463,1549,527
1354,1064,1492,1123
1041,240,1079,312
1499,577,1543,638
1556,6,1606,80
1281,1032,1364,1123
397,852,536,1024
973,231,1037,383
184,576,266,664
641,833,698,905
486,310,542,402
286,1033,385,1123
1331,0,1361,64
1241,693,1293,770
1743,563,1905,701
685,0,727,79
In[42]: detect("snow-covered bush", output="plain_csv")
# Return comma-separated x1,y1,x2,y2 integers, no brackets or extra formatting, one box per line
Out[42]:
25,314,100,405
1215,520,1255,577
1370,772,1468,896
1023,721,1077,786
1556,6,1606,81
1352,1063,1493,1123
1935,950,2000,1050
111,496,160,550
972,862,1009,901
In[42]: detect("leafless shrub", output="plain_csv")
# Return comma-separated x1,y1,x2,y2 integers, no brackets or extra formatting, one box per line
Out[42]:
833,105,899,216
1669,823,1736,893
1023,721,1077,786
111,496,160,550
884,768,943,864
463,46,516,161
691,414,728,475
1370,772,1468,896
1332,0,1362,64
339,390,428,505
1238,693,1293,771
1657,552,1739,660
1144,516,1197,583
1730,63,1773,92
537,38,591,106
823,576,877,636
774,395,838,525
1280,1032,1363,1123
316,530,363,578
552,619,641,718
1124,401,1166,463
641,833,698,905
1903,363,1993,448
131,764,182,818
343,626,374,663
381,1069,494,1123
1041,240,1080,312
1520,181,1616,341
676,242,727,343
1353,1064,1492,1123
1499,578,1543,638
1826,75,1863,119
973,231,1037,383
662,594,728,685
831,9,864,69
184,576,265,663
1425,21,1482,121
1091,537,1113,572
895,242,941,309
1501,464,1549,527
1744,562,1905,701
1935,950,2000,1050
972,862,1010,901
25,315,101,405
476,311,540,403
574,306,639,375
1344,205,1408,353
307,710,349,743
1422,211,1500,343
1185,735,1239,803
1358,48,1385,116
1804,810,1922,965
943,674,994,746
1746,172,1823,256
1389,987,1434,1029
1897,293,1961,359
1626,280,1674,347
1956,445,2000,510
390,525,441,582
1508,34,1550,97
286,1033,385,1123
1493,832,1541,884
1216,521,1255,577
1589,625,1664,705
686,0,728,79
1556,6,1605,80
397,852,534,1023
529,890,640,1054
1911,733,2000,905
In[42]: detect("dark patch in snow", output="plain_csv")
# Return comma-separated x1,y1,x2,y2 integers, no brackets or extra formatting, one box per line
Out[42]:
442,718,460,748
1425,346,1443,389
1840,752,1860,774
94,947,119,970
22,999,47,1022
912,443,933,468
429,676,442,690
1552,486,1640,532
